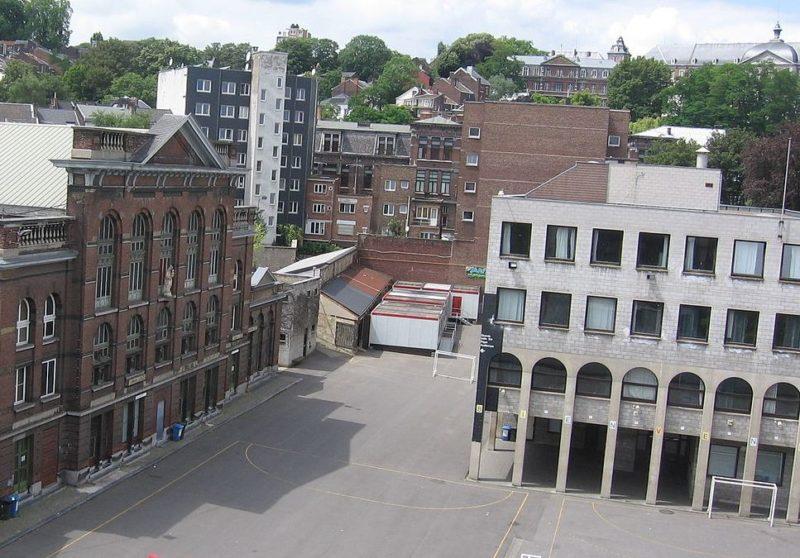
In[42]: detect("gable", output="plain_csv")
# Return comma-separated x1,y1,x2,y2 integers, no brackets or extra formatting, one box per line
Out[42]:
149,133,202,166
543,55,579,66
743,50,796,65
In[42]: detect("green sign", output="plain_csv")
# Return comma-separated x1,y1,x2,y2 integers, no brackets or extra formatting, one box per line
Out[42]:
465,266,486,279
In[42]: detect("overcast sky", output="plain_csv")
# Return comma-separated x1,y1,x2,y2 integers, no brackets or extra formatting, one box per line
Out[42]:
70,0,798,58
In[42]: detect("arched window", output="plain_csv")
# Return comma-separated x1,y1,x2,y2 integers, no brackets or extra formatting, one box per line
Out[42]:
715,378,753,414
16,299,31,345
155,307,172,363
129,213,149,301
233,260,243,292
208,209,224,285
622,368,658,403
160,212,178,295
488,353,522,388
126,315,144,374
93,323,113,385
181,302,197,355
763,383,800,419
205,295,220,346
185,210,202,289
531,357,567,393
668,373,705,408
576,362,612,398
43,294,56,339
96,215,116,309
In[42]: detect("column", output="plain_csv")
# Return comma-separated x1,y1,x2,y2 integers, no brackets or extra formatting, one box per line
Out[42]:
556,375,578,493
489,411,498,451
600,379,623,498
645,385,669,504
511,363,534,486
785,423,800,523
692,388,717,511
738,395,764,517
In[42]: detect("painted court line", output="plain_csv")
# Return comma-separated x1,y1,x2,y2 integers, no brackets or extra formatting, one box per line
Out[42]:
492,491,528,558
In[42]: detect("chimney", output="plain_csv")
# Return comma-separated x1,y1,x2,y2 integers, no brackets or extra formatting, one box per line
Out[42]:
696,147,709,169
666,127,672,136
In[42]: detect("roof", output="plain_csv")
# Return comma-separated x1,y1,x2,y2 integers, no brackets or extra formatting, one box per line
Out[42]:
645,39,800,66
316,120,412,134
36,107,78,125
414,115,460,126
516,54,617,69
321,265,392,317
0,102,37,124
75,104,172,125
251,267,278,288
133,114,227,168
0,123,73,208
632,126,724,146
276,246,357,275
371,300,445,321
462,66,490,85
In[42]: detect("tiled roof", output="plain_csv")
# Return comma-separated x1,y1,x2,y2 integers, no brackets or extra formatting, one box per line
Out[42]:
36,107,78,125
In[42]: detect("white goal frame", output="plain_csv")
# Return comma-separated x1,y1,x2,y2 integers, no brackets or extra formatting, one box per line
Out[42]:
432,350,476,383
707,476,778,527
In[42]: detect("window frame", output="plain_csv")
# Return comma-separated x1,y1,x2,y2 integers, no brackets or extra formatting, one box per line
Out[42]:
676,304,711,343
42,358,57,397
724,308,759,347
584,296,617,334
630,300,665,338
196,79,212,93
544,225,577,263
43,294,56,340
636,232,670,270
683,235,718,274
499,222,532,259
773,313,800,351
495,287,526,324
780,244,800,282
539,291,572,329
467,127,481,139
731,240,766,279
464,181,477,193
590,228,623,266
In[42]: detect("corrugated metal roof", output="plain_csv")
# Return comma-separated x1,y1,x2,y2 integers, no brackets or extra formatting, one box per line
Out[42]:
0,123,73,208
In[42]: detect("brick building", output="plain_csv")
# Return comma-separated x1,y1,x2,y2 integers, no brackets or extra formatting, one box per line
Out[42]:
432,66,491,105
0,116,280,499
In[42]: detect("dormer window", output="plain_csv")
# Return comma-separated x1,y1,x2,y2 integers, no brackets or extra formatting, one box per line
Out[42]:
376,136,395,156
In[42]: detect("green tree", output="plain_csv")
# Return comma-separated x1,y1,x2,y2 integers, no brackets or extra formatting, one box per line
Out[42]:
432,32,495,77
607,56,671,121
386,218,405,237
366,54,419,107
629,116,662,134
0,0,28,39
741,122,800,209
338,35,392,82
567,90,602,106
708,128,755,205
101,72,157,106
345,96,412,124
319,103,339,120
311,38,339,72
317,68,341,100
375,104,413,124
642,138,700,167
528,92,560,104
24,0,71,50
63,38,137,100
91,111,152,129
90,31,103,44
279,37,315,75
488,74,517,100
132,38,203,76
0,59,67,105
203,42,251,69
276,223,303,246
345,101,381,123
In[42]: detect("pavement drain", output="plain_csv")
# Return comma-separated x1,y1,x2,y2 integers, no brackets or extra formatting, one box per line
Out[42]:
659,509,675,514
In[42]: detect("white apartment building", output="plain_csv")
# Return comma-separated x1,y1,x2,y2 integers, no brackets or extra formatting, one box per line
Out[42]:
470,160,800,522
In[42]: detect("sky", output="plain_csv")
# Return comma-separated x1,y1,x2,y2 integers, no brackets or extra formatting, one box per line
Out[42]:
69,0,799,59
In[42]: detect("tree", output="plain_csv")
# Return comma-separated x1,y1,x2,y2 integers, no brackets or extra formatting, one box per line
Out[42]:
317,68,341,100
279,37,315,75
476,36,544,86
203,42,251,69
90,31,103,44
366,54,419,107
276,223,303,246
345,101,381,123
0,0,28,39
345,96,412,124
386,218,405,237
629,116,662,134
567,90,601,106
488,75,517,100
642,139,700,167
101,72,157,106
528,92,560,104
708,129,755,205
607,56,671,121
338,35,392,82
63,38,137,100
132,38,203,76
91,111,152,129
376,104,413,124
742,122,800,209
433,32,495,77
319,103,339,120
0,59,67,105
311,38,339,72
24,0,72,50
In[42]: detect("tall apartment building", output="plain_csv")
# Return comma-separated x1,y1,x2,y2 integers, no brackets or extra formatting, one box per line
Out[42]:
470,160,800,521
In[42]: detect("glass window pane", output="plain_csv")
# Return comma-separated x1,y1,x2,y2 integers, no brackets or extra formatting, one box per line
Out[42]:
637,233,669,268
496,288,526,322
632,301,663,336
708,445,740,478
677,305,711,341
684,236,717,273
545,226,576,261
540,292,571,328
501,222,531,257
585,296,616,332
732,240,765,277
774,314,800,350
591,229,623,265
755,451,784,484
725,310,759,346
781,244,800,281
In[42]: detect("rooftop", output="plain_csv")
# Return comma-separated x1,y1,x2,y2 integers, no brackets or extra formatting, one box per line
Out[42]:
316,120,411,134
632,125,724,146
322,265,392,317
0,102,37,124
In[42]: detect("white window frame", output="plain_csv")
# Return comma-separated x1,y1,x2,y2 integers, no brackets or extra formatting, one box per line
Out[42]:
278,201,285,212
292,156,302,169
384,179,396,191
14,365,28,404
221,81,236,95
194,102,210,116
240,83,250,96
608,135,621,147
293,133,303,146
468,127,481,139
17,299,30,346
462,210,475,222
260,89,267,101
295,111,305,123
314,183,326,194
312,203,326,214
220,105,235,118
296,88,306,101
42,358,57,396
290,179,301,191
43,294,56,340
239,106,249,119
383,203,395,216
464,181,477,193
289,202,299,214
218,128,233,141
237,129,248,143
466,153,479,167
196,79,211,93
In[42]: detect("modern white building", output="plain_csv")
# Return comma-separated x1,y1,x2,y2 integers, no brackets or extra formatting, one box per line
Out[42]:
470,158,800,522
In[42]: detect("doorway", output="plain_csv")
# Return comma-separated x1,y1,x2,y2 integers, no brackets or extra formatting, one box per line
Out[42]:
180,376,196,423
123,398,144,447
567,422,607,493
90,411,113,465
156,400,166,442
13,435,33,493
204,367,219,411
522,417,561,487
657,434,698,505
452,296,463,318
611,428,652,499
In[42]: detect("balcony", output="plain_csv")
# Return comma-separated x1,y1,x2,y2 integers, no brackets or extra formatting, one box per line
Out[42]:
232,206,258,238
412,217,438,227
0,212,72,256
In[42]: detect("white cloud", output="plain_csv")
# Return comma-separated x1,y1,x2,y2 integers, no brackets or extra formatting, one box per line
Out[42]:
69,0,798,59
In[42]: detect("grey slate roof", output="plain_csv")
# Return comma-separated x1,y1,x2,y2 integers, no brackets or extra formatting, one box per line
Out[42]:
645,42,800,65
322,276,377,316
516,54,617,69
36,107,78,125
0,102,37,123
415,115,460,126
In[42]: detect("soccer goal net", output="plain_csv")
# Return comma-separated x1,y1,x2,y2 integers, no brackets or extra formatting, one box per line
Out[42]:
432,350,476,383
707,476,778,527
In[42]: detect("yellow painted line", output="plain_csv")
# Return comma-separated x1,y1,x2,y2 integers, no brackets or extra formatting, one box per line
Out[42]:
244,444,515,512
46,440,240,558
548,496,566,557
492,491,528,558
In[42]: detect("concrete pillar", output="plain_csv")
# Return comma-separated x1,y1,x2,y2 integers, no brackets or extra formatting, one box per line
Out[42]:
600,379,623,498
556,375,578,493
511,366,534,486
468,441,482,480
487,411,497,451
738,395,764,517
691,388,717,511
645,385,669,504
785,423,800,523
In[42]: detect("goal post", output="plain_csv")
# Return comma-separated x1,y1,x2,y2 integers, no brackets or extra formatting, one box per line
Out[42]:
707,476,778,527
432,350,476,383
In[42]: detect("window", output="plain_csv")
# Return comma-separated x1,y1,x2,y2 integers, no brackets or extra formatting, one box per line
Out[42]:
201,126,210,137
275,98,282,110
417,136,428,159
277,201,284,212
240,83,250,95
622,368,657,402
92,323,113,384
591,229,623,265
42,294,56,339
218,128,233,141
277,77,283,88
668,373,705,408
585,296,616,333
260,88,267,101
129,213,148,302
488,354,522,387
382,203,395,216
441,172,451,195
159,212,177,295
400,180,409,190
314,183,326,194
399,204,408,215
684,236,717,273
532,358,567,392
427,171,439,194
125,315,143,374
540,292,571,329
774,314,800,350
376,136,395,155
781,244,800,281
295,111,304,123
312,203,325,213
545,225,576,262
631,300,664,337
239,106,249,119
637,232,670,269
254,183,261,195
221,81,236,95
257,136,263,149
259,113,266,125
725,309,759,346
16,299,31,345
415,170,425,193
273,122,280,134
42,359,57,397
280,156,287,168
464,181,477,193
206,296,220,346
155,308,171,363
496,288,526,323
196,79,211,93
194,102,210,116
307,221,326,235
233,260,242,292
608,135,621,147
384,179,396,191
339,202,355,214
293,133,303,146
708,444,740,478
731,240,765,278
466,153,479,166
763,383,800,419
237,129,247,142
755,450,785,485
462,211,474,222
96,215,115,309
290,179,300,191
209,209,224,284
185,211,201,289
677,305,711,342
281,134,288,146
14,365,28,404
237,153,246,166
322,133,340,152
271,169,277,180
181,302,198,355
500,222,531,258
296,88,306,101
292,156,301,168
288,202,299,214
468,127,481,138
220,105,235,118
715,378,752,414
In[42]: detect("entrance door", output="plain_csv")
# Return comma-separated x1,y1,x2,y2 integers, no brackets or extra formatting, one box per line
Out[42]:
303,328,309,356
452,296,463,318
204,367,219,411
180,377,196,423
90,412,113,465
13,436,33,493
230,352,240,391
156,400,166,442
41,426,59,486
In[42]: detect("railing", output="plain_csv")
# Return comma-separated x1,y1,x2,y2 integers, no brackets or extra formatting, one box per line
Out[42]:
100,132,125,151
0,218,71,251
412,218,438,227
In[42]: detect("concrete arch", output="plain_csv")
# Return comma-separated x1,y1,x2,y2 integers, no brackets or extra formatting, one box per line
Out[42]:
531,357,567,393
667,372,705,408
576,362,612,398
714,377,753,414
762,382,800,419
488,353,522,388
